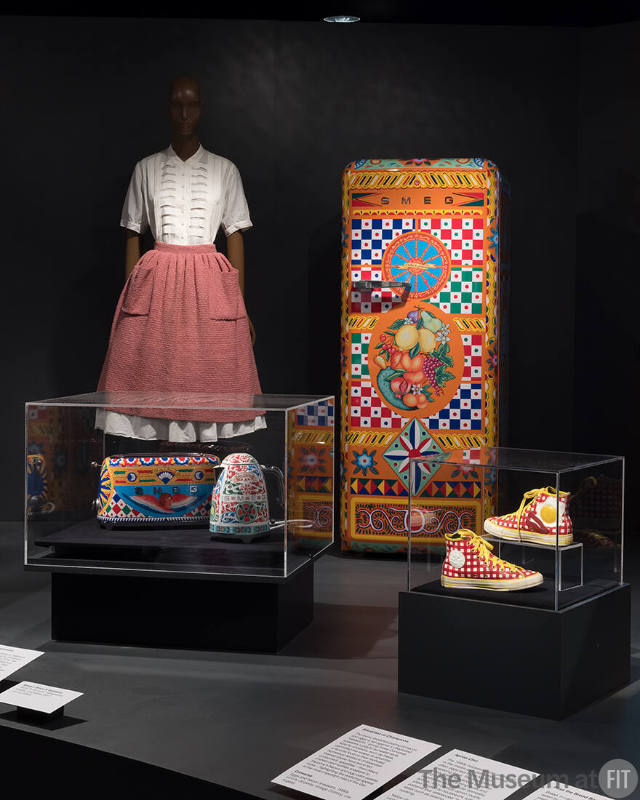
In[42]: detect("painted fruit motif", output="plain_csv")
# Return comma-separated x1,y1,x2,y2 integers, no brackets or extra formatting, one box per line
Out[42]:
369,303,464,416
394,324,420,351
418,328,437,353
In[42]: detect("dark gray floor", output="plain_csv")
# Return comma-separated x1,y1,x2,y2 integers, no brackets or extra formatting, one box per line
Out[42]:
1,522,639,797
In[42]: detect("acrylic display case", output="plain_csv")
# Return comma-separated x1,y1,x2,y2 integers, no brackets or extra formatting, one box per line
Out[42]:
406,446,624,610
25,392,335,580
399,446,629,718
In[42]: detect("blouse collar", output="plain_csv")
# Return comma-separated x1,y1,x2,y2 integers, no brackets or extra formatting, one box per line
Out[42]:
167,144,206,164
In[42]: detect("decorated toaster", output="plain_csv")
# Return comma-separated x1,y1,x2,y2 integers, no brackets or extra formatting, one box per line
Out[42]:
209,453,283,542
96,453,220,527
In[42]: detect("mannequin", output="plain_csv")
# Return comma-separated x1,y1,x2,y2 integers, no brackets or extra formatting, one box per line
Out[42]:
123,77,255,343
96,76,264,442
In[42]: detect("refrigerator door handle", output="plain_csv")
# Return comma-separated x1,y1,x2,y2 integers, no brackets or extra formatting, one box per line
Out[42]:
352,280,410,291
352,279,410,303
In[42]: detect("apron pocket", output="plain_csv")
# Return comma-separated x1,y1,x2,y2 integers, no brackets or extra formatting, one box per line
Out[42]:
209,270,241,320
122,266,153,316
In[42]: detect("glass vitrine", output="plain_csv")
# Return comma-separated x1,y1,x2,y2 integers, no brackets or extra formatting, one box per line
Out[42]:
25,392,335,579
407,447,624,611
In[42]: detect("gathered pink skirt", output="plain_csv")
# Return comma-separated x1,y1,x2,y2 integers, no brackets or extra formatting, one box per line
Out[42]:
97,242,262,423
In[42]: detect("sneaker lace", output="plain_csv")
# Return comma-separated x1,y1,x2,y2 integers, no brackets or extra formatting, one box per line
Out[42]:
514,487,549,540
470,534,525,573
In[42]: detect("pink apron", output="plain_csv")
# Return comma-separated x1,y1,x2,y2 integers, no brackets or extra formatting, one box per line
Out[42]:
97,242,262,423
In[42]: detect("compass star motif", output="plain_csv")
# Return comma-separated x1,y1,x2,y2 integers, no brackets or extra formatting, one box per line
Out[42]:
383,419,443,494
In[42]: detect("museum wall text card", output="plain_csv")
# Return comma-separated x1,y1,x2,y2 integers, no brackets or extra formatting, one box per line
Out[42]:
0,681,83,714
0,645,43,681
272,724,441,800
526,784,608,800
376,749,538,800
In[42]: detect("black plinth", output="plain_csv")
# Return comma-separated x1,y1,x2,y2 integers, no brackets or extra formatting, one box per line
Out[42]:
51,560,314,653
15,706,64,723
398,582,630,719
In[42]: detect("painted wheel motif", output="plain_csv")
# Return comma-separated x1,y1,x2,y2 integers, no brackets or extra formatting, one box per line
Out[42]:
382,230,450,299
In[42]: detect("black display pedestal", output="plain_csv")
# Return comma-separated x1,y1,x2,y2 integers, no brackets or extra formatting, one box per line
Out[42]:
398,582,630,719
51,561,314,653
15,707,64,723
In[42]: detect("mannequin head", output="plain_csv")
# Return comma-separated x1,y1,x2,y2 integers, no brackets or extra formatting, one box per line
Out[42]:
169,76,201,140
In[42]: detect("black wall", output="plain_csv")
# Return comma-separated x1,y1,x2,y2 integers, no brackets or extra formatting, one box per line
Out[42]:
0,16,628,523
575,23,639,524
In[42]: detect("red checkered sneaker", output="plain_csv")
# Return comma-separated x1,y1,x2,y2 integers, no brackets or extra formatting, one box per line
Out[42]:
484,487,573,547
441,529,543,591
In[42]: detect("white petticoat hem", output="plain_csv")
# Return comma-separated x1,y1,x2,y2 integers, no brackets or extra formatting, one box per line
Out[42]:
95,409,267,442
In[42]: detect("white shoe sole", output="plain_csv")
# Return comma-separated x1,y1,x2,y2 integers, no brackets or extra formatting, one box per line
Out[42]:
484,517,573,547
441,573,544,591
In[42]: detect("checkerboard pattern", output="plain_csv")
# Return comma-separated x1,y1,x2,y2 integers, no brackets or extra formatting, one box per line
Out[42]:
418,217,484,265
431,269,484,314
350,216,485,314
350,379,481,432
350,217,485,267
104,497,142,518
487,489,573,536
423,383,483,430
351,332,371,378
349,334,483,432
349,268,401,314
295,402,335,427
418,333,483,429
350,331,484,431
442,533,540,581
100,496,211,522
462,448,484,463
462,334,483,381
351,219,411,265
350,381,404,429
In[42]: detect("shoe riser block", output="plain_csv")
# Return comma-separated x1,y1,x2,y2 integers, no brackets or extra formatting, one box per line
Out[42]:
398,584,630,719
51,563,314,653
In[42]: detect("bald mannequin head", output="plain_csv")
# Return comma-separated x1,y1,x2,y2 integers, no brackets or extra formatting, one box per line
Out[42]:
169,76,202,142
170,75,201,100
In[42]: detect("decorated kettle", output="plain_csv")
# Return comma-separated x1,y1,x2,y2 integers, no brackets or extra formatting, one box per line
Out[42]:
209,453,282,541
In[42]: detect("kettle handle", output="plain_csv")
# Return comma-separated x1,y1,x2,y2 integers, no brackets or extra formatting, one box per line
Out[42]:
260,464,285,519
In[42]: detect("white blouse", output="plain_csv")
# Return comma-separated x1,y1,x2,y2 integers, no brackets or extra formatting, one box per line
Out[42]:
120,144,252,244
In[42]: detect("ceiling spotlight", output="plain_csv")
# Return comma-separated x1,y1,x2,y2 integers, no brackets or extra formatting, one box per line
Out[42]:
323,15,360,22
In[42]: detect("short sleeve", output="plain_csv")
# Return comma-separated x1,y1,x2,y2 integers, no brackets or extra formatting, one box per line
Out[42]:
221,162,252,236
120,161,149,234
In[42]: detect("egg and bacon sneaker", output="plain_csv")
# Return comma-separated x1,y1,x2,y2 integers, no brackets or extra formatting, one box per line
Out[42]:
441,529,543,591
484,487,573,547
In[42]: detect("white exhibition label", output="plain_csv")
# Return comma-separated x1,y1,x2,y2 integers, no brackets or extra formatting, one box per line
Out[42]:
0,645,43,681
272,724,441,800
376,749,538,800
0,681,83,714
526,784,609,800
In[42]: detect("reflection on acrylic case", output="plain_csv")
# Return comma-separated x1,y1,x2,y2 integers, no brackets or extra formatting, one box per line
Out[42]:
286,399,335,549
26,452,52,513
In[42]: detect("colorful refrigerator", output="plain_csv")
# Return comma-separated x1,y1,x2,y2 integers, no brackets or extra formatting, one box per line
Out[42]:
340,158,508,552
